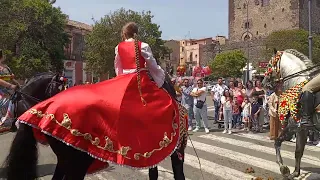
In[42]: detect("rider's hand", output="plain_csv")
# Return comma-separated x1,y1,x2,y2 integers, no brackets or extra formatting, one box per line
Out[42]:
10,84,17,90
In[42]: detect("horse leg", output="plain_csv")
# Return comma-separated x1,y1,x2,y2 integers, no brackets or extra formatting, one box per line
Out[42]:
46,135,94,179
148,166,158,180
52,160,65,180
289,129,308,178
171,151,185,180
62,150,94,180
274,125,295,176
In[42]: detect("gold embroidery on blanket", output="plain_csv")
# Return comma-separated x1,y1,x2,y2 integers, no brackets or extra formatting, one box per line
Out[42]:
28,109,132,159
28,99,187,161
133,101,188,160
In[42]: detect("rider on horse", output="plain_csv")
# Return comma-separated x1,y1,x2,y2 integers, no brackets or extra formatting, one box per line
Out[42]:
300,76,320,126
17,22,188,174
0,49,19,128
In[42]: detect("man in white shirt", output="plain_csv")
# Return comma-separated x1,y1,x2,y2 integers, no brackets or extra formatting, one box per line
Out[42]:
191,79,209,133
210,77,228,122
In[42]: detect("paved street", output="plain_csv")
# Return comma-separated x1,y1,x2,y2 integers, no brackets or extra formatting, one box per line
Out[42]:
0,97,319,180
0,127,319,180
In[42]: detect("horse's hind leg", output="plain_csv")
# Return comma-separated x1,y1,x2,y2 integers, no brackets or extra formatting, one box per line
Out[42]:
289,129,308,178
52,160,65,180
62,147,94,179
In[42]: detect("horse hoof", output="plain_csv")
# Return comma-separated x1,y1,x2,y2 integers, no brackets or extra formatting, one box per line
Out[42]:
280,166,290,176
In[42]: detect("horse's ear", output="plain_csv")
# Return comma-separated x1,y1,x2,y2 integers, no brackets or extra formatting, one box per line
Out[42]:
273,48,277,55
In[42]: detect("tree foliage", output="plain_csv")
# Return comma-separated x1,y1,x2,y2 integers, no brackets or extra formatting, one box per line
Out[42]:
84,8,169,77
209,50,247,78
0,0,69,78
265,29,320,64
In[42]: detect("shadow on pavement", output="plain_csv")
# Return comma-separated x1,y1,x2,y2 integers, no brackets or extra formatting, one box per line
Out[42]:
303,167,320,174
0,163,56,178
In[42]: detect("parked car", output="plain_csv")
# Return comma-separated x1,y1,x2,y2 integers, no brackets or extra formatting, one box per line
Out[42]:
204,81,216,92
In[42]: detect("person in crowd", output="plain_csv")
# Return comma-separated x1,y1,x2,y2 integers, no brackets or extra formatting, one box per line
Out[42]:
0,49,19,128
211,77,228,123
245,80,255,102
230,77,238,87
181,78,194,131
232,96,241,128
221,89,233,134
251,95,262,133
241,96,251,131
268,85,281,140
191,78,209,133
228,81,237,96
172,79,182,103
253,80,266,131
264,84,274,125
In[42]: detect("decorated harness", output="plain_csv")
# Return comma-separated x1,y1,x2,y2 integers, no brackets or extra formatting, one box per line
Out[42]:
264,51,309,128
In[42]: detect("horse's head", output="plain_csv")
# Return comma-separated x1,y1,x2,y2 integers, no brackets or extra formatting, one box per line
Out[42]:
262,48,283,91
14,73,65,116
45,75,67,98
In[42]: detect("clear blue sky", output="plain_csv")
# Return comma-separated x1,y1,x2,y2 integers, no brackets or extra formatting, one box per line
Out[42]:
54,0,228,40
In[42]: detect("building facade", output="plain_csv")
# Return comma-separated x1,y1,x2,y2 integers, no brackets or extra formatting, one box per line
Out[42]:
179,37,225,75
229,0,320,42
162,40,180,74
63,20,93,86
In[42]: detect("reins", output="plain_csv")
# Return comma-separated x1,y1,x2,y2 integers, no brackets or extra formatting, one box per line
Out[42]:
279,64,320,82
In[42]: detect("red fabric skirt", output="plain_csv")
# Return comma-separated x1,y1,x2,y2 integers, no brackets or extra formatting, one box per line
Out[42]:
18,71,188,172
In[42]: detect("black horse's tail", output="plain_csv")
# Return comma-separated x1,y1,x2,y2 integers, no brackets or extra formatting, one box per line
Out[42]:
2,123,38,180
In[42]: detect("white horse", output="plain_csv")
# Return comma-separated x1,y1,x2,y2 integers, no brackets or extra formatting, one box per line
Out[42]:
263,49,320,179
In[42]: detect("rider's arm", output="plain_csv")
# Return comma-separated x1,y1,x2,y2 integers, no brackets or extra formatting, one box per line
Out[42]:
141,42,165,88
114,46,123,76
0,79,15,89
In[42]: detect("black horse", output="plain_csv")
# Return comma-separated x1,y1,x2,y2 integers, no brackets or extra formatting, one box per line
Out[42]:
2,72,66,180
2,72,186,180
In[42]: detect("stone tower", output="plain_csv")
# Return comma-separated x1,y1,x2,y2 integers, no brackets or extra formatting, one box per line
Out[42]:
228,0,320,42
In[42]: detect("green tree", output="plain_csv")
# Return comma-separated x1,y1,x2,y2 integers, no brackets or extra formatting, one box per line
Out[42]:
265,29,320,64
84,8,168,77
0,0,69,78
209,50,247,78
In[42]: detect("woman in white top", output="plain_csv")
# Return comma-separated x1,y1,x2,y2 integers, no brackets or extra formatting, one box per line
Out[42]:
190,79,209,133
221,89,233,134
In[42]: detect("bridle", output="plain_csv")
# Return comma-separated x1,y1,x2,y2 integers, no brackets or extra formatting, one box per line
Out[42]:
11,79,64,119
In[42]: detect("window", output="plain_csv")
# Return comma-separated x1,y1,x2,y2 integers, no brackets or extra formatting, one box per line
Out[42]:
264,23,267,28
272,17,274,20
243,3,247,9
244,22,250,29
261,0,270,6
244,35,251,41
282,8,285,12
256,31,259,35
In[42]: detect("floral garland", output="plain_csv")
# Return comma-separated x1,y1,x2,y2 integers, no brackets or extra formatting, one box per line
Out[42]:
278,80,309,128
264,51,283,78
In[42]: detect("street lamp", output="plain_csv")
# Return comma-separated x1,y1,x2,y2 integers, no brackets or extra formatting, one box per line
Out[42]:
245,0,250,83
308,0,313,61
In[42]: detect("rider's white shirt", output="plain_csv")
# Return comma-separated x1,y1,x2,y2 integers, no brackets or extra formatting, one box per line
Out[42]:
114,38,165,88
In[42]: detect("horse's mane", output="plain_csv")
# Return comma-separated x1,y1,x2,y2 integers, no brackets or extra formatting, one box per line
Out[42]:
284,49,314,68
22,72,55,92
